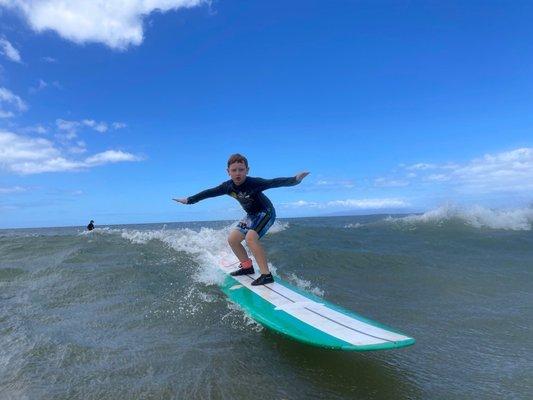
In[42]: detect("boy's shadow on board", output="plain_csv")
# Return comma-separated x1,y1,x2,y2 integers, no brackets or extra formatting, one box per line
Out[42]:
261,329,421,400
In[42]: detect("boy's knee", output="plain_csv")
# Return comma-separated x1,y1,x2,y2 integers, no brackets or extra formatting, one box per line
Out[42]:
228,231,243,246
245,231,259,245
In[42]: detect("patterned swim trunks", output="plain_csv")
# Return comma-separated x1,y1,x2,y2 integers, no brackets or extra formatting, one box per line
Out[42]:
235,209,276,238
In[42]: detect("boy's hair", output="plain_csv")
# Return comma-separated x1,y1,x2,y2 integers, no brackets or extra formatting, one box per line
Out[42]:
227,153,248,168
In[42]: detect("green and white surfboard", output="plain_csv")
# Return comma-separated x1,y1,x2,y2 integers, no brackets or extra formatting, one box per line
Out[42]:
219,263,415,351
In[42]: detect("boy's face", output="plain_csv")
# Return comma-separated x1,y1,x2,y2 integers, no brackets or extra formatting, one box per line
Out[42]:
227,161,249,185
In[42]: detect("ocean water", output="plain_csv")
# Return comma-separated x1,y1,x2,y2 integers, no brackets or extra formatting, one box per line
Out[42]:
1,206,532,399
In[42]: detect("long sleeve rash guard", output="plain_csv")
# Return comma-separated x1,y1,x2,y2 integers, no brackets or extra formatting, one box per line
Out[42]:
187,176,299,214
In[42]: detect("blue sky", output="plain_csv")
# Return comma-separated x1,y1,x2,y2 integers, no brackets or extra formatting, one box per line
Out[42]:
1,1,532,228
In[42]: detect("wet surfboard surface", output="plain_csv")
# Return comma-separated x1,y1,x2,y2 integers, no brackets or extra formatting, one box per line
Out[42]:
219,263,415,351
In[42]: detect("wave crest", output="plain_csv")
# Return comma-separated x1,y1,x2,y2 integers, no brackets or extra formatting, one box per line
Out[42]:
105,220,289,286
392,204,533,231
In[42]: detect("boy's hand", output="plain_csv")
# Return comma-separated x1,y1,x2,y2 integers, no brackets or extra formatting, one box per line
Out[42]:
295,172,310,182
173,198,188,204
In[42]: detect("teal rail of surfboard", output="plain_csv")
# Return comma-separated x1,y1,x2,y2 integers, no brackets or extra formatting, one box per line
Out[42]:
220,272,415,351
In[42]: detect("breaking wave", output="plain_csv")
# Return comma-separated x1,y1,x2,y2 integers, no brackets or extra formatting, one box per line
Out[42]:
389,204,533,231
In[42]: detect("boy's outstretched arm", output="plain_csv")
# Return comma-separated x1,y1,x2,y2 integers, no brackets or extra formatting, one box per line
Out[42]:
173,183,227,205
256,172,310,191
295,171,310,182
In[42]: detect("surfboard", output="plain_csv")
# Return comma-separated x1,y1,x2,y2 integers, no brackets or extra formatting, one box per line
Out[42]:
219,263,415,351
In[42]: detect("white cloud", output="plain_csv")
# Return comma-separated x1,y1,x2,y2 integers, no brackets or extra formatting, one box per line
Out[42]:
0,130,59,162
0,0,206,50
0,87,27,118
283,198,409,210
67,140,87,154
425,174,450,182
404,162,437,171
56,118,125,139
56,118,80,139
11,157,82,174
85,150,143,165
112,122,127,129
0,37,21,62
0,130,143,174
451,148,533,192
0,186,27,194
42,56,57,63
29,79,48,93
22,124,48,134
29,79,61,93
403,147,533,193
283,200,321,208
327,198,409,209
82,119,108,132
56,118,78,131
374,177,410,187
314,178,355,189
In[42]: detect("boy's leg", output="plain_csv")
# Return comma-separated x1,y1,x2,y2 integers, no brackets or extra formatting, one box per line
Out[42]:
227,229,248,263
245,230,270,275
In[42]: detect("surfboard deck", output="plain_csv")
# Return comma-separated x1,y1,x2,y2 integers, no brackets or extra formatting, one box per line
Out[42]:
219,263,415,351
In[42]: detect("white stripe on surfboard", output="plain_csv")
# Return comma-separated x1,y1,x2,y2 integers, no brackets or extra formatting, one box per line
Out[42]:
220,265,410,346
265,279,410,343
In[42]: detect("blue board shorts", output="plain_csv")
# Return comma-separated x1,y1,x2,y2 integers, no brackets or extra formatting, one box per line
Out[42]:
235,209,276,238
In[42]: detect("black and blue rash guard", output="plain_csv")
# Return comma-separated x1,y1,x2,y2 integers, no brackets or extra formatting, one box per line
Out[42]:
187,176,299,214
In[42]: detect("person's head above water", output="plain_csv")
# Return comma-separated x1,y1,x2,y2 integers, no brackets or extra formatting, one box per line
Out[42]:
90,220,94,224
227,153,249,186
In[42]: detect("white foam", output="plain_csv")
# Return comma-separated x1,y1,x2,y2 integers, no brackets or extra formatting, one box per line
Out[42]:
344,223,362,229
115,222,288,287
286,272,325,297
78,227,122,236
268,220,289,234
394,204,533,231
222,302,263,332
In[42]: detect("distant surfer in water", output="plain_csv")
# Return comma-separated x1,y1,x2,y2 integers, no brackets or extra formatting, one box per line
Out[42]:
173,153,309,286
87,220,95,231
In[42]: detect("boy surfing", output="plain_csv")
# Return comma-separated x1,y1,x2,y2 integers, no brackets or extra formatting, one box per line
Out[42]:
173,153,309,286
